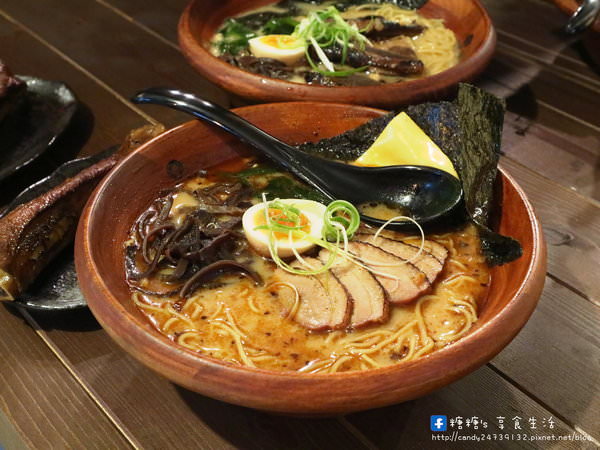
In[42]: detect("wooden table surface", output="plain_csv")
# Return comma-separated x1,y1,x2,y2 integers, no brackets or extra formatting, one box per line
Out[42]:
1,0,599,448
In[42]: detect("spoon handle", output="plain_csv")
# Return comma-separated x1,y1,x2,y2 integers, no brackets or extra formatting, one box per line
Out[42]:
133,88,299,169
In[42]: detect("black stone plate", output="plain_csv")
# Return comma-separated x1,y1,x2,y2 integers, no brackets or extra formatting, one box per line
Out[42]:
16,250,85,311
0,76,77,182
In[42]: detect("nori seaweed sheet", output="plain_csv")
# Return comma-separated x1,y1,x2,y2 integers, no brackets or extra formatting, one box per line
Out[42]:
297,112,395,161
295,84,522,266
408,85,522,266
408,86,503,226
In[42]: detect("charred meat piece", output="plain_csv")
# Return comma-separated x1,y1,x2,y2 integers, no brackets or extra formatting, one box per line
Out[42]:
0,157,116,301
347,241,430,304
0,60,26,123
364,46,424,75
315,44,424,76
0,125,165,301
220,54,294,80
355,233,446,283
319,249,388,328
311,44,370,68
348,16,425,39
274,258,351,331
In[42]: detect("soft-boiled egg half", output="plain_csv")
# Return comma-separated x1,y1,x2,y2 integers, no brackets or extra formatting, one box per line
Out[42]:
242,199,326,258
248,35,306,65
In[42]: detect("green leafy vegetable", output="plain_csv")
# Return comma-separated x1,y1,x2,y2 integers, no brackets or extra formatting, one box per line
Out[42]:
262,17,299,35
215,19,256,55
260,176,329,203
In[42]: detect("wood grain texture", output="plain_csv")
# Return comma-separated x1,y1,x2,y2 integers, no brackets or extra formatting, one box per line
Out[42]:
0,305,130,449
501,157,600,303
346,364,596,449
492,277,600,439
482,0,594,71
0,14,152,206
500,111,600,200
26,311,372,450
0,0,230,126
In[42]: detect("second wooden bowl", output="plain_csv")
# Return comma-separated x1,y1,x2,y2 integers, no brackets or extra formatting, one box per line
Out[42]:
178,0,496,108
75,102,546,415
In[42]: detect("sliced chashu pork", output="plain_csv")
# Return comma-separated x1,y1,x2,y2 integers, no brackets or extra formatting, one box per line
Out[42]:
357,228,449,262
347,241,430,304
319,249,388,329
273,257,351,331
355,233,447,283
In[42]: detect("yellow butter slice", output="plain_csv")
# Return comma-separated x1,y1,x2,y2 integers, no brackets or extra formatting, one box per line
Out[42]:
354,112,458,178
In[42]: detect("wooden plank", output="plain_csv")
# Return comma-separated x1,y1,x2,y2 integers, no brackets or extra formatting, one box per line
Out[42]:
0,14,152,206
500,112,600,200
486,53,600,128
0,305,131,449
481,0,595,75
345,364,594,449
491,277,600,440
0,0,230,128
501,157,600,303
24,310,373,450
97,0,185,45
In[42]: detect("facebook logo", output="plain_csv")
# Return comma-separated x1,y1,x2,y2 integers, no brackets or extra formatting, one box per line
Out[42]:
430,415,447,432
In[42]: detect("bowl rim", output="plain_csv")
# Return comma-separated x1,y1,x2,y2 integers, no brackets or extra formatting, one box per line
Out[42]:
177,0,497,104
77,101,546,387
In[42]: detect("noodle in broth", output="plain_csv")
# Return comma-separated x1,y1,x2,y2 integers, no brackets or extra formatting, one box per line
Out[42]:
129,169,489,373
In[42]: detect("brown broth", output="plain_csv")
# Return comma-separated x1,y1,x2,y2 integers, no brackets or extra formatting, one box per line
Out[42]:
128,169,489,373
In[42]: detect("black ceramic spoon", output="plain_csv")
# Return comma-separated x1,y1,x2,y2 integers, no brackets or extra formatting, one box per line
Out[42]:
132,88,463,229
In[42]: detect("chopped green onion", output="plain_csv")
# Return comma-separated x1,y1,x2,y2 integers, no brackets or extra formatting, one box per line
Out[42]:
322,200,360,242
293,6,370,77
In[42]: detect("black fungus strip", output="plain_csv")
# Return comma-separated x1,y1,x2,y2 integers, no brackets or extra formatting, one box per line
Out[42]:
142,223,176,264
180,260,262,298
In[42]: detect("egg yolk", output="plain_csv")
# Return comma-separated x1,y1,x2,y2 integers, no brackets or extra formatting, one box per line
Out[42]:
261,35,301,49
254,208,311,240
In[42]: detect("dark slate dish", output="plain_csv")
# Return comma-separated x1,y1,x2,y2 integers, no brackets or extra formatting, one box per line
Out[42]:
0,76,77,182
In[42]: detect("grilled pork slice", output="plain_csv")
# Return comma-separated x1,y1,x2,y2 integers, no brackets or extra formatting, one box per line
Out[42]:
319,249,388,329
274,258,351,332
347,241,430,304
419,241,449,264
355,233,446,283
357,227,449,264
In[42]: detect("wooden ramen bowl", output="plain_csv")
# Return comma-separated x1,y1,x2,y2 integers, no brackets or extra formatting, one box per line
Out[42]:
75,102,546,415
178,0,497,108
